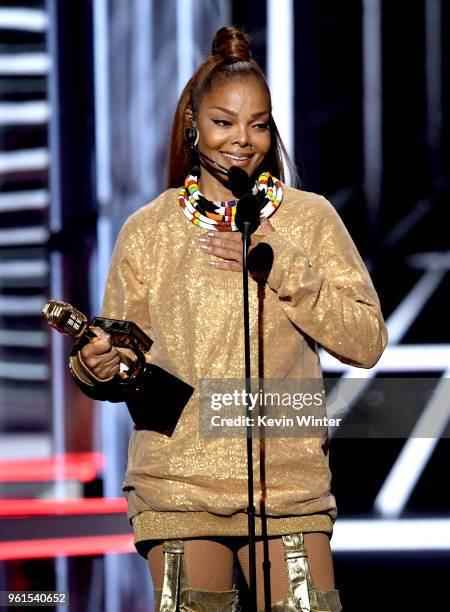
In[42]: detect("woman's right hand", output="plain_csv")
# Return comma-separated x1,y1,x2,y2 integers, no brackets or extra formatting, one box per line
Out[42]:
79,327,121,380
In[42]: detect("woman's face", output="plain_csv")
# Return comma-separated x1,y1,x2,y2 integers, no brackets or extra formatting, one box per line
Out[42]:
196,77,271,184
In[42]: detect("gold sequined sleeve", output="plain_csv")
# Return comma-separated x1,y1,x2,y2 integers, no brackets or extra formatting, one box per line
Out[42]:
262,195,388,368
100,213,152,339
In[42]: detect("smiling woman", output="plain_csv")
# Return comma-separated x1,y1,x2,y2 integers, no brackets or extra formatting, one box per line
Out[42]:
168,26,297,194
70,25,387,611
194,78,271,201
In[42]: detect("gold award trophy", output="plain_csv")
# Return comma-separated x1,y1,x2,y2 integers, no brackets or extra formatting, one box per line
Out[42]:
42,299,193,436
42,299,152,380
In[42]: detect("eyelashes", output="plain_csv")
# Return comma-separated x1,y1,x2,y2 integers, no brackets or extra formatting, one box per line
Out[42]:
212,119,232,126
211,119,270,130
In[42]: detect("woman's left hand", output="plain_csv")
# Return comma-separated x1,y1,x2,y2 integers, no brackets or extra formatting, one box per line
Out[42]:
199,219,274,272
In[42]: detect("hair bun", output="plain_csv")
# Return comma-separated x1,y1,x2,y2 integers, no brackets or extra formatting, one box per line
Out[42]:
211,26,251,63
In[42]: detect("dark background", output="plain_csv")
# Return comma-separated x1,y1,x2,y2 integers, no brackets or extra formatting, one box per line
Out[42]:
1,0,449,610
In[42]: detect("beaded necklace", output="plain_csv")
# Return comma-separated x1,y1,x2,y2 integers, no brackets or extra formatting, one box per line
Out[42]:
178,170,283,231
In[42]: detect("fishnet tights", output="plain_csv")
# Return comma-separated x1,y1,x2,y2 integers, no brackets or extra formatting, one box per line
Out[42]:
147,533,335,609
238,533,335,610
148,540,234,592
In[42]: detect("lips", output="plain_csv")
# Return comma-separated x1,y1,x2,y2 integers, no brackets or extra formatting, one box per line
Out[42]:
220,151,253,162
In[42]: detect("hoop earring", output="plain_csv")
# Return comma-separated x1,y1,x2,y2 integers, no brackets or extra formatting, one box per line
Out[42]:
186,122,199,150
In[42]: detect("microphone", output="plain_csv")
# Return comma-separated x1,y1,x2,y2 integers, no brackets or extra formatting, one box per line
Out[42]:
195,150,252,198
235,193,260,237
193,150,259,234
227,166,251,198
196,150,229,176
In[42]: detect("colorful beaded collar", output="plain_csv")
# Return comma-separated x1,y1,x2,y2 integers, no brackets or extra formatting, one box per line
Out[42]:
178,170,283,232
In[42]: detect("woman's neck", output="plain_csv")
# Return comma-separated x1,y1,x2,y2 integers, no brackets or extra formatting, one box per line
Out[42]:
198,166,236,202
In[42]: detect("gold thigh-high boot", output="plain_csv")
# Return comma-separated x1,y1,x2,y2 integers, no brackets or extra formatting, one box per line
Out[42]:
153,540,240,611
270,534,342,612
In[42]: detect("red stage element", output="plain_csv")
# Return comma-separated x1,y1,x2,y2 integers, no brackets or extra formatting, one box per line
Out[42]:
0,452,105,483
0,534,134,560
0,497,127,517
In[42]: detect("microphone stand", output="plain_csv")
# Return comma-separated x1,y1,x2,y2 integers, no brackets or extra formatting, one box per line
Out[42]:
200,161,270,610
233,177,272,612
241,226,272,612
241,223,258,612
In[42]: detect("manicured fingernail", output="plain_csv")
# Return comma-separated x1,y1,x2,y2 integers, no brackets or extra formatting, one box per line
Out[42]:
198,237,207,243
209,260,216,266
201,245,208,251
207,231,215,237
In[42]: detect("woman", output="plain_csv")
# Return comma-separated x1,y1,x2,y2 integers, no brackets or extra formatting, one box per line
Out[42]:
71,26,387,611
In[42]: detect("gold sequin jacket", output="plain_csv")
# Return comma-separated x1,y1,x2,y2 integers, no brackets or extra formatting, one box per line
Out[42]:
82,186,387,530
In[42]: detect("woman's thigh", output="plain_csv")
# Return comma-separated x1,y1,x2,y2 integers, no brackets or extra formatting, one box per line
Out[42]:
237,533,335,608
147,539,234,592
